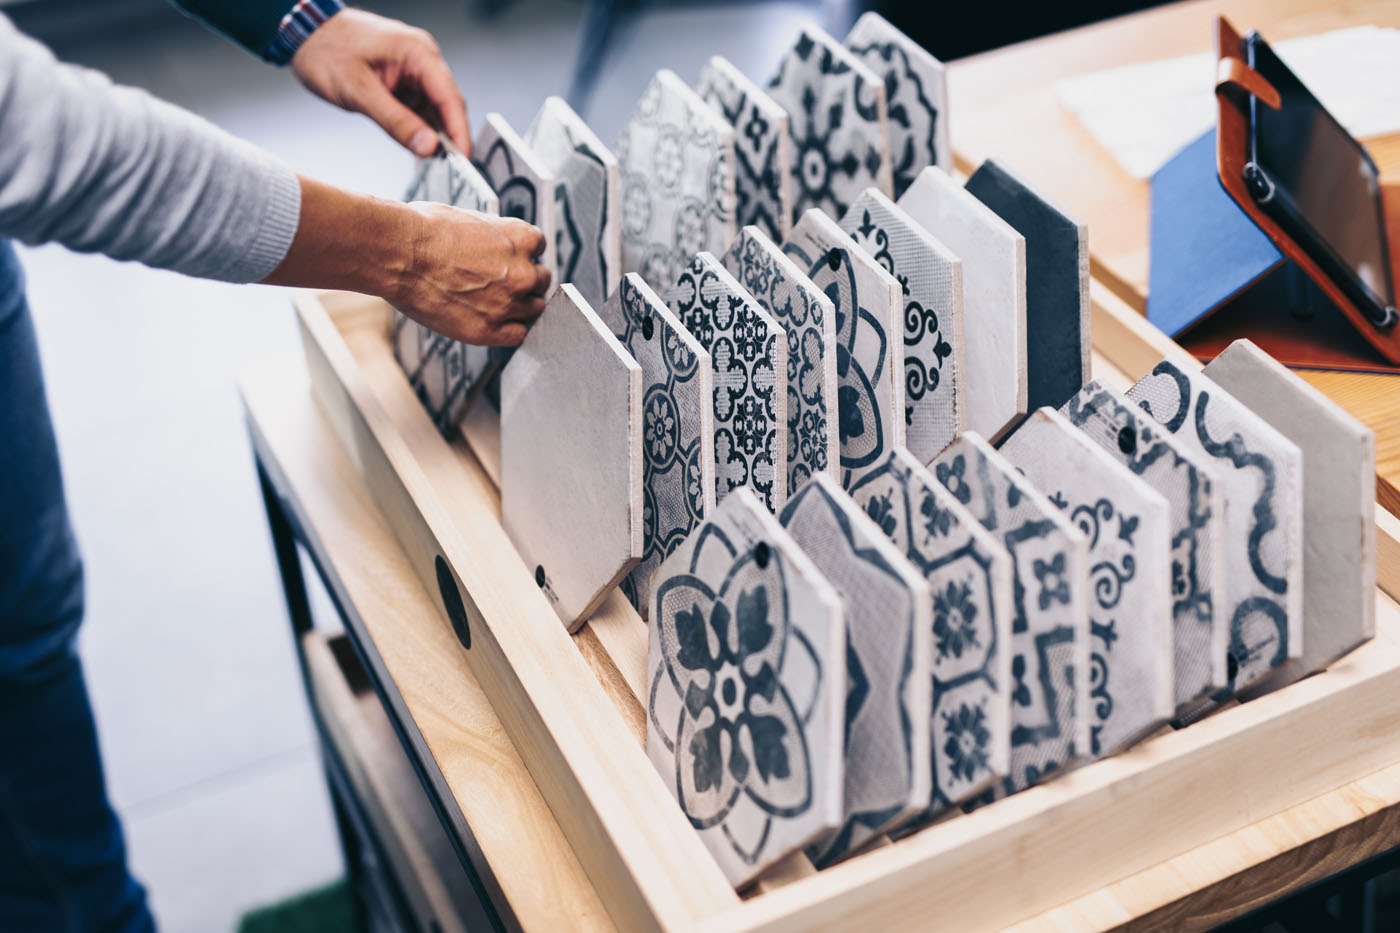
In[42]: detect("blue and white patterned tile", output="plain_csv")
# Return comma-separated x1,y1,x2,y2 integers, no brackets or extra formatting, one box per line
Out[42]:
1062,381,1229,708
598,273,716,616
647,487,844,886
847,448,1012,813
898,167,1026,442
930,432,1089,793
617,69,737,293
500,285,643,631
840,189,963,464
696,56,793,244
844,12,950,199
779,475,931,867
462,113,563,474
783,209,903,490
664,252,787,512
766,25,892,223
525,96,621,308
1204,340,1375,695
1126,361,1304,693
474,112,560,283
393,139,500,438
722,226,839,497
1001,409,1174,756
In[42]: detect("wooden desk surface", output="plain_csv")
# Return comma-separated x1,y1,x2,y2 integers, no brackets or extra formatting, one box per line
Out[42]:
947,0,1400,513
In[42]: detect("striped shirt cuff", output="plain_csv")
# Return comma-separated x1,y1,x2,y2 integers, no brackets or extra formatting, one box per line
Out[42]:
264,0,346,65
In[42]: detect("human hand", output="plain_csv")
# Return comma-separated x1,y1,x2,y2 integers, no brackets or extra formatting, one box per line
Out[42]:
291,9,470,158
394,205,551,346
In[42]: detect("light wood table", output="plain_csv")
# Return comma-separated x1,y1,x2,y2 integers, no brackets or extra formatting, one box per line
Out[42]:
947,0,1400,514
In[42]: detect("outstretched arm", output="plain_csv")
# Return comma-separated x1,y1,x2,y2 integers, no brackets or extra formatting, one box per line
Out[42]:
0,15,545,344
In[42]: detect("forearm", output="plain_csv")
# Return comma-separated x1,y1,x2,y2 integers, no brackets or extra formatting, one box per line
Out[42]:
260,176,415,300
0,15,300,283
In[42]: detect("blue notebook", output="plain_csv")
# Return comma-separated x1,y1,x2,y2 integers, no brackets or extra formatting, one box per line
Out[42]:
1147,129,1282,337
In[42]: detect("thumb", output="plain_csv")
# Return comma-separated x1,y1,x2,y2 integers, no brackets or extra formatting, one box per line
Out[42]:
356,77,438,157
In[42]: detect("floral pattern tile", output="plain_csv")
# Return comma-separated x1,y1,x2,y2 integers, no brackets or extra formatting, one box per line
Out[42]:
1001,409,1174,756
848,448,1012,813
665,252,787,511
1127,361,1303,693
766,26,892,223
930,432,1089,794
1062,381,1228,708
840,189,962,464
722,226,839,497
617,69,737,293
525,96,621,308
783,209,903,490
696,55,793,244
598,273,715,616
392,142,500,437
844,12,950,199
779,475,931,867
647,487,844,886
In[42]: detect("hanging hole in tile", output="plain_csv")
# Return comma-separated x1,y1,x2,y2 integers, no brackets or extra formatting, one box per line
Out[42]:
435,555,470,650
754,541,771,569
827,248,841,271
1117,426,1136,454
642,315,655,340
535,565,547,588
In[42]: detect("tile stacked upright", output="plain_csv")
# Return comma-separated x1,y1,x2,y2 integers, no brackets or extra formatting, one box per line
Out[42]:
780,475,931,866
840,188,964,463
844,12,951,198
664,253,788,511
1001,409,1174,756
767,25,893,222
393,138,500,436
783,209,903,490
1126,361,1303,694
847,448,1013,815
597,274,716,616
499,286,643,631
696,56,794,243
646,488,845,886
964,159,1088,414
722,226,840,495
1062,381,1228,708
930,433,1089,793
899,167,1027,442
617,69,737,292
525,96,621,307
465,113,563,481
1204,339,1375,694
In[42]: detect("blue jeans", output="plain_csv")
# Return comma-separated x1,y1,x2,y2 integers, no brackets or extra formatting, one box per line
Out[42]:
0,241,154,932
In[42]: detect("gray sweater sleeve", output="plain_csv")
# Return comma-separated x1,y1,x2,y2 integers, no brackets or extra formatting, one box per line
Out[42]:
0,14,301,283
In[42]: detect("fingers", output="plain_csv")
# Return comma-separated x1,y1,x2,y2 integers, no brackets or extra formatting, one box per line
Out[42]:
409,52,471,157
358,76,439,157
531,264,552,297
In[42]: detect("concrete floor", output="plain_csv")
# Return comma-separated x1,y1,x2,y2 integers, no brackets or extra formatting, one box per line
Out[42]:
13,1,851,929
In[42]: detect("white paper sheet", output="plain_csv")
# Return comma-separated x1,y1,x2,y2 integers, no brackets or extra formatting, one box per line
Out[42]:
1055,26,1400,179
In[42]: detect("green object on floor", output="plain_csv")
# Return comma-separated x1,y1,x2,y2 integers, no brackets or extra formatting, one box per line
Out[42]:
236,878,356,933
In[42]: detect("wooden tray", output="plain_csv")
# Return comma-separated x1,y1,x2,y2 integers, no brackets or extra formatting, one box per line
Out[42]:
297,284,1400,932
